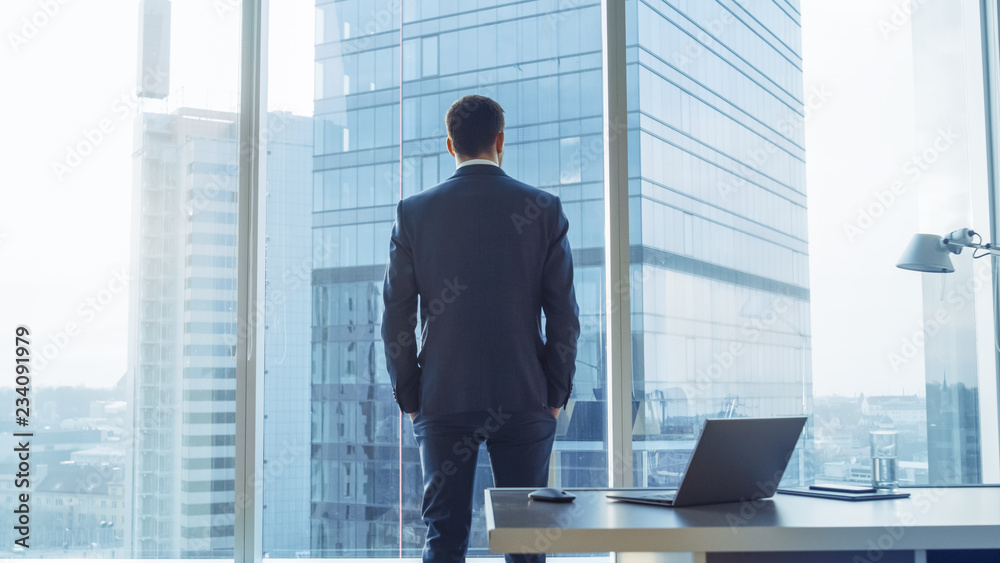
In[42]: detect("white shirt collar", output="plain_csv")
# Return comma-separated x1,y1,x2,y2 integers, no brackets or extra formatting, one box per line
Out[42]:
456,158,499,169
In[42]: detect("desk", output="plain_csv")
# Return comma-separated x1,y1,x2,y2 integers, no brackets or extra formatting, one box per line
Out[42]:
485,487,1000,563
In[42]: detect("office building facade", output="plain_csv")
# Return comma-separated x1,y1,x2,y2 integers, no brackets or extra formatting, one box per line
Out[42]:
626,1,811,482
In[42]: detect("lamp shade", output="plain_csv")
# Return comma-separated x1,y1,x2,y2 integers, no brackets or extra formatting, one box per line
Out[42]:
896,234,955,273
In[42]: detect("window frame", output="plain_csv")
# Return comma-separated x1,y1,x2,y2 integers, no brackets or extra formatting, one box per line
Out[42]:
980,0,1000,482
235,0,267,561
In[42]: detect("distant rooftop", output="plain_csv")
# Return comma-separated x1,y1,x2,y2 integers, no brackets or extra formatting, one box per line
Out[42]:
36,462,123,495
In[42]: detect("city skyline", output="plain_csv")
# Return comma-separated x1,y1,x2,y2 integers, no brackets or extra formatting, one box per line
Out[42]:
1,0,937,400
1,0,997,557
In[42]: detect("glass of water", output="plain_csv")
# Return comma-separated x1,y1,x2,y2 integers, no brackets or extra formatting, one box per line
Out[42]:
870,430,899,490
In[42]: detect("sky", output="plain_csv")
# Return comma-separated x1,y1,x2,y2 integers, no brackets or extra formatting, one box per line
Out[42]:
0,0,310,390
0,0,986,398
2,2,146,390
801,1,926,396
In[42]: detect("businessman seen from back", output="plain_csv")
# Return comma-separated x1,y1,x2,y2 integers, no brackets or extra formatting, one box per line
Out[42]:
382,95,580,563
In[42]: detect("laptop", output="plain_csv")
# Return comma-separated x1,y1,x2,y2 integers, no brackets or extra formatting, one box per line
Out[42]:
607,416,807,508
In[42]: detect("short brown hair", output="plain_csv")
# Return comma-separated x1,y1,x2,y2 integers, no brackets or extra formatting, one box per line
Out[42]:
445,95,505,157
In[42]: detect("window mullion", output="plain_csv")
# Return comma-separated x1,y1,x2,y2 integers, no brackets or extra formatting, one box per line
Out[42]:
602,0,634,489
235,0,268,562
980,0,1000,482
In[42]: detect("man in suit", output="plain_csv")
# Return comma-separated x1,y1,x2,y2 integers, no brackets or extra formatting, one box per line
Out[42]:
382,94,580,563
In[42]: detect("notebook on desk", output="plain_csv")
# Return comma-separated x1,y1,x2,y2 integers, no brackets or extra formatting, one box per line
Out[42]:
606,416,808,508
777,486,911,501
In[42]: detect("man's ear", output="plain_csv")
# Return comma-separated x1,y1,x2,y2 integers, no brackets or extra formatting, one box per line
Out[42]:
495,131,505,155
446,137,456,158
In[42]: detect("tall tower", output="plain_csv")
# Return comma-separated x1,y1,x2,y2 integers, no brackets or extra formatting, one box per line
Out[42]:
625,0,811,483
127,107,241,557
126,108,312,557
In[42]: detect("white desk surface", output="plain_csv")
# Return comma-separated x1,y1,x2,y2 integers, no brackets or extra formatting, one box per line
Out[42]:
485,487,1000,554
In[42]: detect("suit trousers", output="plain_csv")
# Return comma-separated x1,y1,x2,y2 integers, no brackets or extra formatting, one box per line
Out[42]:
412,408,557,563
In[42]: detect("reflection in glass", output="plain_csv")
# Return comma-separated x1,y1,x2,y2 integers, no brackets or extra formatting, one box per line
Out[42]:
276,0,609,557
124,0,244,557
625,0,812,487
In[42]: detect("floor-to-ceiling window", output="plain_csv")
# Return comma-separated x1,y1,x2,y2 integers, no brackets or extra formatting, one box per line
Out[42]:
624,0,812,488
0,0,243,557
263,0,607,557
803,0,1000,488
4,0,1000,561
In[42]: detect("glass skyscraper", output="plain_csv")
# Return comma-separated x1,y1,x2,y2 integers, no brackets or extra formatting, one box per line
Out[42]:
625,1,811,483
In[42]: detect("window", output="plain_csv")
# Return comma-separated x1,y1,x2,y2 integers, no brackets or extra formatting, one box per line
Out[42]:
626,0,812,487
7,0,1000,561
1,0,242,557
264,1,607,557
625,0,1000,490
802,0,1000,487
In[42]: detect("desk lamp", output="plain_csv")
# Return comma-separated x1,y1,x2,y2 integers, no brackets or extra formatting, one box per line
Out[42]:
896,228,1000,272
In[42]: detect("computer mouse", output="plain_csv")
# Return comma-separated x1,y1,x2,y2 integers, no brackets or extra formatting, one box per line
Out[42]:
528,487,576,503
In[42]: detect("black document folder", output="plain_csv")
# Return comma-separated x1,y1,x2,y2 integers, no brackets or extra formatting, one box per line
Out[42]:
778,486,911,501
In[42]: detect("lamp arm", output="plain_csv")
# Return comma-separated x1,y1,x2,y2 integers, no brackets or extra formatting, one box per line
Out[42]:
942,239,1000,257
945,228,977,243
941,229,1000,257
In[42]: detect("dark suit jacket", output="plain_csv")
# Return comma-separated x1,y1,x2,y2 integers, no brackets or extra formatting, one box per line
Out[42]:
381,164,580,416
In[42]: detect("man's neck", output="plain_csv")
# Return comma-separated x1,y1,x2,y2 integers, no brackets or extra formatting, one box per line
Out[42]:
455,154,499,168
